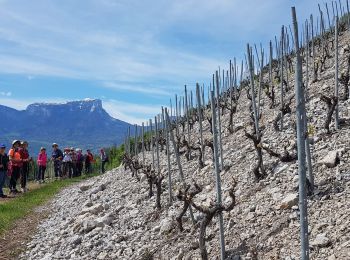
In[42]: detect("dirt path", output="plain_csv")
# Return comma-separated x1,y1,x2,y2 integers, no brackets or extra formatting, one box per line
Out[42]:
0,203,50,260
0,182,42,205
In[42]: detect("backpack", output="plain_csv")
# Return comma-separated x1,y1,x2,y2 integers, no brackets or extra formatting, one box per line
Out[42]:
103,155,109,163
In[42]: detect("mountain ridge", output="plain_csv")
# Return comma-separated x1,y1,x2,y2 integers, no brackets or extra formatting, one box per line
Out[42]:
0,99,131,153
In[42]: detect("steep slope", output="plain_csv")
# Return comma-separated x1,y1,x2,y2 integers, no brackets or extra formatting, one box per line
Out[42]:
20,14,350,260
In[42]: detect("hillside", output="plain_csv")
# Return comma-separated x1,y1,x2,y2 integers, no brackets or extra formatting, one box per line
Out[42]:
0,99,131,152
19,8,350,260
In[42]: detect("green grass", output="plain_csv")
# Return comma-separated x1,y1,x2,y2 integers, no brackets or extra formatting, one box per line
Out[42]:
0,173,99,236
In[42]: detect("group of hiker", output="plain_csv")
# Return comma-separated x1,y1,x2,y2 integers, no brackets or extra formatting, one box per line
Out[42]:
0,140,109,198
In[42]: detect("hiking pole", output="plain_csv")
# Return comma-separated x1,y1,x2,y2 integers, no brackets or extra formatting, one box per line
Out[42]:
292,7,310,260
165,108,172,205
210,90,226,260
165,110,195,224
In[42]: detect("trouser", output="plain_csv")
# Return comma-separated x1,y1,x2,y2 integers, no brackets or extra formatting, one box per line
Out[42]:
62,162,71,178
9,166,21,191
54,161,62,177
85,162,91,174
21,162,29,189
38,166,46,181
0,170,6,195
101,161,106,174
71,162,77,177
76,162,83,176
68,162,73,178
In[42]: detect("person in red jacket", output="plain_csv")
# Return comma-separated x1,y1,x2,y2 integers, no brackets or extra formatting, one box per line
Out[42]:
76,148,84,177
85,149,94,174
19,141,31,192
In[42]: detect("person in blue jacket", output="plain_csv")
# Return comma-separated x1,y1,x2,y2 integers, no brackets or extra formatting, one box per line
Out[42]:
51,143,63,179
0,143,9,198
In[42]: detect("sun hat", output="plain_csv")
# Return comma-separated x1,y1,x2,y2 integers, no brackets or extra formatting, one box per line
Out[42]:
12,140,20,145
21,140,28,145
40,147,46,151
52,143,58,147
0,144,6,149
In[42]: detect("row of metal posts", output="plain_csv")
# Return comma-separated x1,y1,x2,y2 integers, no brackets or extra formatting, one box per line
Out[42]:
121,3,350,258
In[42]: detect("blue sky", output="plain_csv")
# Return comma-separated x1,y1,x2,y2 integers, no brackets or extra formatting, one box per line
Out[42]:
0,0,323,123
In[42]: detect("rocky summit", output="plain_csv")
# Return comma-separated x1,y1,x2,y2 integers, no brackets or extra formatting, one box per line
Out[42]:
20,14,350,260
0,99,131,152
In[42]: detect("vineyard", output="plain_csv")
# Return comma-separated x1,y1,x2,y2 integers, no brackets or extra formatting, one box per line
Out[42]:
20,2,350,260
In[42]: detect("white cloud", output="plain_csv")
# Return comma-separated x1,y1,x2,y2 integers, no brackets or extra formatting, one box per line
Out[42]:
103,99,165,124
0,91,11,97
0,97,29,109
103,82,172,96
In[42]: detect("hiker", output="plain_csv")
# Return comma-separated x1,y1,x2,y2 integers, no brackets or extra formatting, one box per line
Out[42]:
62,148,72,178
37,147,47,183
51,143,63,180
70,147,77,177
85,149,94,174
0,144,9,198
8,140,22,194
19,141,31,192
76,148,84,177
100,148,108,174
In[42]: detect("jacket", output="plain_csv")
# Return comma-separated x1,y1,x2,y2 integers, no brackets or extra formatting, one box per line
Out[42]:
9,148,22,168
52,149,63,160
0,153,9,171
37,152,47,167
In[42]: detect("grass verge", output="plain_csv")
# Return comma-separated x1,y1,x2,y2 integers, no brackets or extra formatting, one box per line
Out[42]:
0,173,99,236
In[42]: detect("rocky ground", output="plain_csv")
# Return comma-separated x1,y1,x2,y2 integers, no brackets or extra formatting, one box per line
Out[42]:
19,20,350,260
